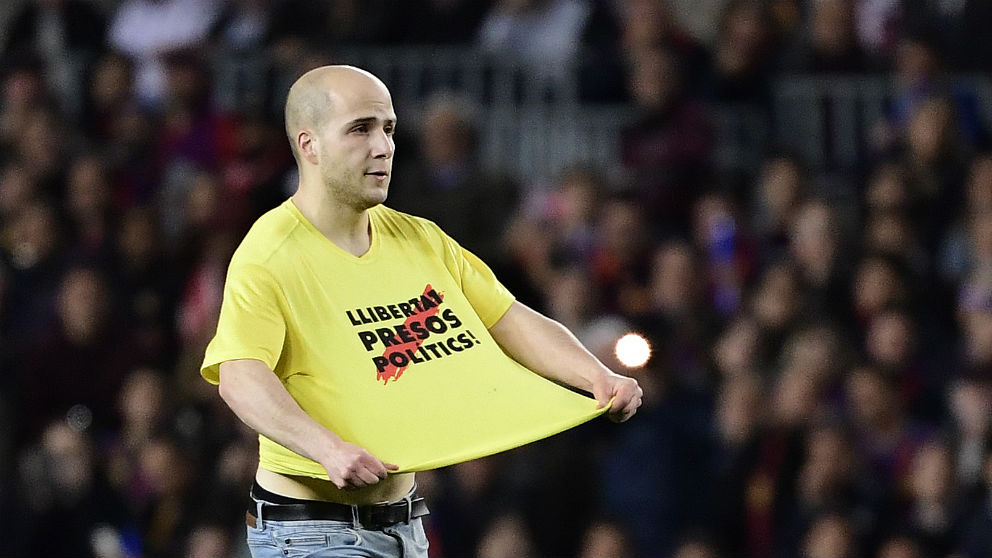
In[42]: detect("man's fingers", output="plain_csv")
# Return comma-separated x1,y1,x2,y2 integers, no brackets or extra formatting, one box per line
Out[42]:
593,385,611,409
610,408,637,423
321,442,402,490
375,461,399,477
356,468,381,486
339,468,378,490
359,453,395,479
334,472,364,490
619,398,641,421
606,381,642,422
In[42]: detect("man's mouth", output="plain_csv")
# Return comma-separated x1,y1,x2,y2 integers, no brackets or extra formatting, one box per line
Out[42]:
365,171,389,179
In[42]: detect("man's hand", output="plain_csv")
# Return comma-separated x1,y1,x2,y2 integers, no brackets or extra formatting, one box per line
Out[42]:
488,302,645,423
592,373,643,423
219,360,400,490
318,440,399,490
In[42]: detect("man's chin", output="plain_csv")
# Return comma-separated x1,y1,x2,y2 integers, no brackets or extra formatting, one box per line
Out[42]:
361,187,389,209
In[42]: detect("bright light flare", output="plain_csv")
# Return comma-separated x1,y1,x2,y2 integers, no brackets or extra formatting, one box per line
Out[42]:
614,333,651,368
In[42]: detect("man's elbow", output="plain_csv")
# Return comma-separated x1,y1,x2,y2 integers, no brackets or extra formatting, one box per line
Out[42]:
217,362,243,405
217,374,235,405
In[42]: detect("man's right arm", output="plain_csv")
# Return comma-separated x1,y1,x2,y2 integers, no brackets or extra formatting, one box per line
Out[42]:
218,359,397,489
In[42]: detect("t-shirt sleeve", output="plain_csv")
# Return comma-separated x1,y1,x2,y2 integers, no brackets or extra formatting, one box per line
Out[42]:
457,246,515,327
420,219,515,327
200,262,286,384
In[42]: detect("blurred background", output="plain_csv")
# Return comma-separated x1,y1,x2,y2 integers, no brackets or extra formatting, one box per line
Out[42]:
0,0,991,556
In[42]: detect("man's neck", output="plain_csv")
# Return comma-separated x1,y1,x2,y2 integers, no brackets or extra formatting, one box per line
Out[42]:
292,189,372,257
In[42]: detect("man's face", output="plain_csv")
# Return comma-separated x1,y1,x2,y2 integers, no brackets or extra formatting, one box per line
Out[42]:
314,79,396,210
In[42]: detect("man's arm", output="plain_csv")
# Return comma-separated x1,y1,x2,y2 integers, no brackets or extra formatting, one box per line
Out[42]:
218,359,397,488
488,301,642,422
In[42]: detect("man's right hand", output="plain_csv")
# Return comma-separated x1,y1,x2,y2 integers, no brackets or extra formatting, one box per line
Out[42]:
218,360,400,491
319,440,399,490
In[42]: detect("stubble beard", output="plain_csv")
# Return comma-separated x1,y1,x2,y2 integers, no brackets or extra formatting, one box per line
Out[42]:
322,165,388,211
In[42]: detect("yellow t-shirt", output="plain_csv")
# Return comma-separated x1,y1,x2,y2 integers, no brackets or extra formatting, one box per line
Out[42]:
201,200,606,474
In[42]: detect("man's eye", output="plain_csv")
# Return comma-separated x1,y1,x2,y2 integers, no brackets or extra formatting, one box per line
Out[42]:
352,125,368,133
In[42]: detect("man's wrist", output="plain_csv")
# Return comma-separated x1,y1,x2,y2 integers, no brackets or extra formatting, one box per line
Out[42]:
583,366,616,397
590,366,618,385
309,430,345,464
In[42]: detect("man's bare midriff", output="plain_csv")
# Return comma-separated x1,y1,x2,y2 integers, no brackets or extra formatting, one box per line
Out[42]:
256,467,416,505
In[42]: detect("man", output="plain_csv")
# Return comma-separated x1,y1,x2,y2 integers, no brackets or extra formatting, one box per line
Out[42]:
201,65,641,558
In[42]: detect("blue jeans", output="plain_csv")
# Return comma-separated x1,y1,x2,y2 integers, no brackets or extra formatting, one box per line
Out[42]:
246,507,429,558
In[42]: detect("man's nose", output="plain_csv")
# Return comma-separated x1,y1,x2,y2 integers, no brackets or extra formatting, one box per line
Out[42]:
372,130,393,159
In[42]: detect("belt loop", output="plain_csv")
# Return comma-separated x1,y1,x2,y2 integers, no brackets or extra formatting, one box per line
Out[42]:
350,504,361,529
403,492,413,524
255,499,265,529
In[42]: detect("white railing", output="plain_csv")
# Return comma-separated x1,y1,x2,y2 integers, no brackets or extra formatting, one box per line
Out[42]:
211,46,992,180
774,74,992,169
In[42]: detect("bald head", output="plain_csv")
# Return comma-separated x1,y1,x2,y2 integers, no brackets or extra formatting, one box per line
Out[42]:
284,65,392,162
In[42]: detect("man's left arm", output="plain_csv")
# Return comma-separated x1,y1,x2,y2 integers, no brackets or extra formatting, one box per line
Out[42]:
488,301,643,422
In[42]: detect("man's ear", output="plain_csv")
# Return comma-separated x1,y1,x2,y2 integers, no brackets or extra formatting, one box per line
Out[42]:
298,131,319,164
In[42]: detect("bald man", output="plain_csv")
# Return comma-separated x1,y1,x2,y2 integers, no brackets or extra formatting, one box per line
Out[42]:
201,66,642,558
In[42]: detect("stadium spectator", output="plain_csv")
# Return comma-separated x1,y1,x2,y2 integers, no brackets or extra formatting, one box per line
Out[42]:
388,92,519,263
107,0,222,106
3,0,106,116
0,2,990,556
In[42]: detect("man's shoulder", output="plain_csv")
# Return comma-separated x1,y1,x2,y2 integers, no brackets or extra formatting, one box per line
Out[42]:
374,205,464,269
374,204,443,238
232,202,299,267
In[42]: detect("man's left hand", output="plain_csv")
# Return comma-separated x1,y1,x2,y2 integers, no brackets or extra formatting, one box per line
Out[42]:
592,373,643,423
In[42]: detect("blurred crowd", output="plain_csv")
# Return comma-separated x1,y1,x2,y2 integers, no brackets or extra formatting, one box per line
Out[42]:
1,0,992,557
